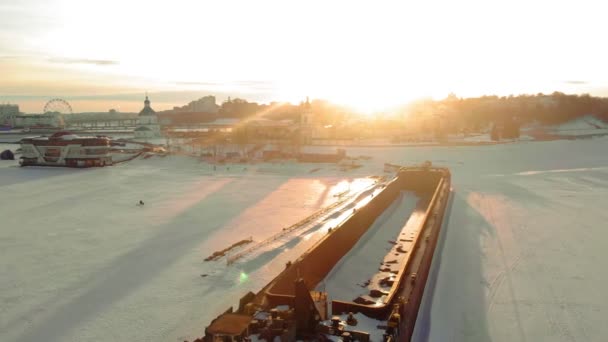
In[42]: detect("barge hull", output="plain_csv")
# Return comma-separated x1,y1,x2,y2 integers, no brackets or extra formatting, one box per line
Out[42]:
202,167,452,341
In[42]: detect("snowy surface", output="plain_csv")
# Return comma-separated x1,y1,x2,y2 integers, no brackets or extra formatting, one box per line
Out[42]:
320,312,387,341
234,179,381,270
462,133,493,143
2,136,608,342
0,143,20,152
462,133,534,143
0,156,380,342
318,191,422,304
550,115,608,136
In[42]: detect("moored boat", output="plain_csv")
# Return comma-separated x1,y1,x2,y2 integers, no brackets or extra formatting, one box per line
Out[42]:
19,131,113,167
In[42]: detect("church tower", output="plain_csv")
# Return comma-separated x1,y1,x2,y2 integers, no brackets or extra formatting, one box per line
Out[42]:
301,97,312,126
299,97,313,145
134,94,161,141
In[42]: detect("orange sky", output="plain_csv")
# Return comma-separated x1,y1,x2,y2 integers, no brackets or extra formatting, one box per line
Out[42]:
2,0,608,113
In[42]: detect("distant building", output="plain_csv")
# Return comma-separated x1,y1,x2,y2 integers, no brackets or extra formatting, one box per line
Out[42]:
300,97,313,144
244,118,297,141
134,96,161,140
2,102,66,129
0,104,20,126
14,112,64,128
63,111,138,128
158,112,220,127
171,96,219,114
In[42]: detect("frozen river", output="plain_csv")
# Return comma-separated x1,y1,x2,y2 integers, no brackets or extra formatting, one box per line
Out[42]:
1,137,608,341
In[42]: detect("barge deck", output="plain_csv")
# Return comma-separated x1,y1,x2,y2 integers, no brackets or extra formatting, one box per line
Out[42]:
198,166,452,342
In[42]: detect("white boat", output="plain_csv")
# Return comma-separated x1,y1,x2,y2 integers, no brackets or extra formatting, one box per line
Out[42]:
19,131,113,167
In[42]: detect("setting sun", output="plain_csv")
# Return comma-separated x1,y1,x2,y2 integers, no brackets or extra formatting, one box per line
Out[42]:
3,2,608,342
2,0,606,112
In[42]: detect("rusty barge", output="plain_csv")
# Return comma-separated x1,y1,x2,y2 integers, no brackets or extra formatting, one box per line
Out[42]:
199,166,452,342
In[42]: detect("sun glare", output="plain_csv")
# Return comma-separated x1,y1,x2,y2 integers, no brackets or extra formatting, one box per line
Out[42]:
2,0,605,112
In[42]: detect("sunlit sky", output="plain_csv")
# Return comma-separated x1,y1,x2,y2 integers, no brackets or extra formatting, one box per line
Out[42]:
1,0,607,113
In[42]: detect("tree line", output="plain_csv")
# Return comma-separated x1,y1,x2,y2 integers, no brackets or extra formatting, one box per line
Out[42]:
416,92,608,128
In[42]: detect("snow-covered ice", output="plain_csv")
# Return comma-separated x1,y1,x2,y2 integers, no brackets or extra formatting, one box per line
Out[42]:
0,157,378,342
550,115,608,136
234,179,381,270
1,136,608,342
318,191,423,304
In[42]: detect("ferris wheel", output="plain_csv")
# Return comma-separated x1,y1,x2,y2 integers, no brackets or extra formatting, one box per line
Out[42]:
43,98,73,114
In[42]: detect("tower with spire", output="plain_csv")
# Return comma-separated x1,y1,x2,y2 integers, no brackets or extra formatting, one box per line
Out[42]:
301,97,312,126
299,96,313,145
134,94,161,141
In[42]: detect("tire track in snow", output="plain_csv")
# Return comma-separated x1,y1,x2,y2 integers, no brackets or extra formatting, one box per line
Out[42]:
487,254,522,316
545,285,578,342
481,193,528,342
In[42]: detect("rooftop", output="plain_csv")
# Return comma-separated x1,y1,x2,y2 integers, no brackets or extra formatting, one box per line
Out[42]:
206,313,251,336
139,96,156,117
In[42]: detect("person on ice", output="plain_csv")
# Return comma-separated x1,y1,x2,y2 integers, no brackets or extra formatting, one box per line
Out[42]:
137,200,144,206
